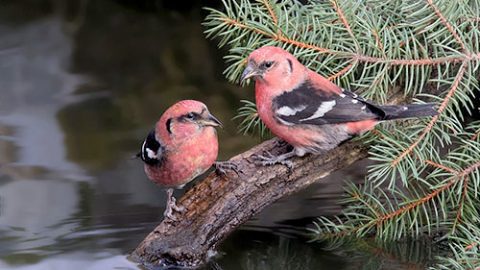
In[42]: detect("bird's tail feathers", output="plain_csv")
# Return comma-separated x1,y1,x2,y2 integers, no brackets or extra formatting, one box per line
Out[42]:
380,103,438,120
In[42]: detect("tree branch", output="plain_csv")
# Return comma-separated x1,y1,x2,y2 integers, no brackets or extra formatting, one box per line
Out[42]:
129,90,411,268
426,0,467,53
130,138,368,268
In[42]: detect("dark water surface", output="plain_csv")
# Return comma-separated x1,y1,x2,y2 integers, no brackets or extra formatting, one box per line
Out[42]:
0,1,434,269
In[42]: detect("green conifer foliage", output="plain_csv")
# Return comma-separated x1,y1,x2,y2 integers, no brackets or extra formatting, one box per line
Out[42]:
204,0,480,267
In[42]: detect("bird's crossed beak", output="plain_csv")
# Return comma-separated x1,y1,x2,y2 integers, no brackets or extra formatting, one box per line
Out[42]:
200,113,223,128
240,62,262,83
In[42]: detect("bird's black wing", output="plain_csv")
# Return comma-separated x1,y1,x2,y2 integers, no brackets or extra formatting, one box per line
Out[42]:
137,130,165,166
272,81,386,126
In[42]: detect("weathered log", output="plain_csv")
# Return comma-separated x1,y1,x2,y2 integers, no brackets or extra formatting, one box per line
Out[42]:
130,138,369,268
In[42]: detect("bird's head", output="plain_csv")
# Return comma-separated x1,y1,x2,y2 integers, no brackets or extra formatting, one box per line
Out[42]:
241,46,306,90
157,100,222,141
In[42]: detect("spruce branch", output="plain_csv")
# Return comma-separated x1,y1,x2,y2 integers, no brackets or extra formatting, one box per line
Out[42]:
327,62,355,80
425,159,458,174
329,0,359,51
314,157,480,241
425,0,468,53
233,99,270,137
390,61,468,168
204,0,480,266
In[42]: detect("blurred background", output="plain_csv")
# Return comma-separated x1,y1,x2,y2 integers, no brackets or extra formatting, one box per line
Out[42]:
0,1,436,269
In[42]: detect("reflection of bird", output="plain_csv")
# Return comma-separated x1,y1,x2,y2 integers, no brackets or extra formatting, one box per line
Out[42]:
241,46,437,167
137,100,223,220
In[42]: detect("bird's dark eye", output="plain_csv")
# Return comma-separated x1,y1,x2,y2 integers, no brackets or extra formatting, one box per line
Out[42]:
261,61,274,70
179,112,198,122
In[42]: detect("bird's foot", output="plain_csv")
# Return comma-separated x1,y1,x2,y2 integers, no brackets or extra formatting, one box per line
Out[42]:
163,204,177,221
214,161,241,176
163,189,185,222
170,197,186,213
163,202,185,222
253,150,295,171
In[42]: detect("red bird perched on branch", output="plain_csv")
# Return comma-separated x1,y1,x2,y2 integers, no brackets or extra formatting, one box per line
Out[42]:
137,100,229,220
240,46,437,167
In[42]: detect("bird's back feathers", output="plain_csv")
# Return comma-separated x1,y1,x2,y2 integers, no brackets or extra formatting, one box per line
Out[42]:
272,81,379,126
272,80,437,127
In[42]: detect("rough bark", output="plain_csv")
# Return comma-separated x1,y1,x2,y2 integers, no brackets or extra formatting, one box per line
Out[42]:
130,138,369,268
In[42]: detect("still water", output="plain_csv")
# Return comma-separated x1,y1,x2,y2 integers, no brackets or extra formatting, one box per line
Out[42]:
0,1,434,269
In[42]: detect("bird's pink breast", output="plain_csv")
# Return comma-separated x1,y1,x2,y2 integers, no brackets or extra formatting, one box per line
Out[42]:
145,128,218,188
255,84,320,148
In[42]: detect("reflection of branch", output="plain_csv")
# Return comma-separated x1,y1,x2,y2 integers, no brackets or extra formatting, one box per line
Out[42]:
355,239,425,270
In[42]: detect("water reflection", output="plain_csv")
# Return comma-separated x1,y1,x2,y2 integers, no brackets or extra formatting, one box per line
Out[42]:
212,230,432,270
0,1,437,269
217,231,345,270
0,1,253,269
0,9,95,268
0,16,88,176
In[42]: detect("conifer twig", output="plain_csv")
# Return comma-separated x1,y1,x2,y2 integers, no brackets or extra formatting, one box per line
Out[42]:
327,62,354,80
391,62,468,167
204,1,480,266
322,161,480,239
426,0,468,53
425,160,459,174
